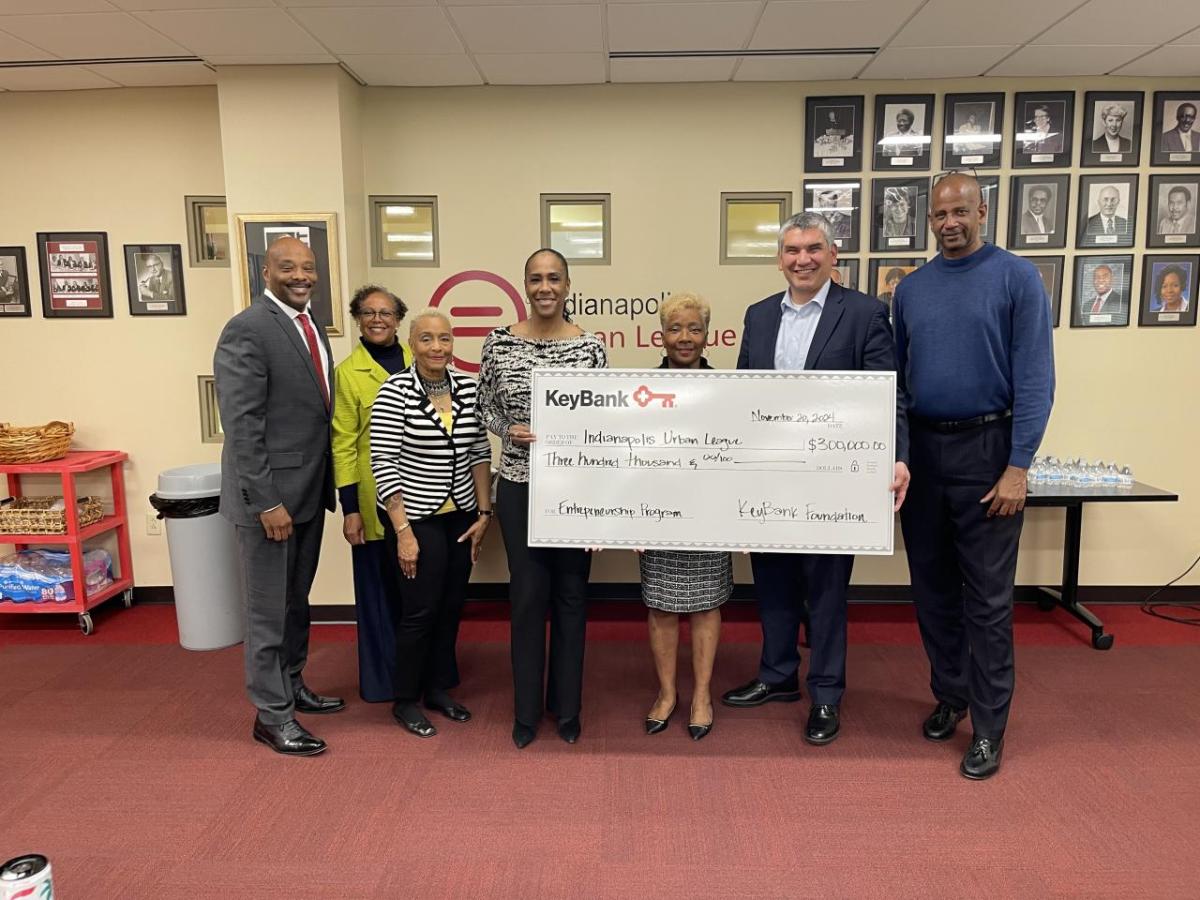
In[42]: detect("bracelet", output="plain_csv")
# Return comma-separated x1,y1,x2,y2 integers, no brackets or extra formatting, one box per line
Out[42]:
396,522,412,533
477,509,494,517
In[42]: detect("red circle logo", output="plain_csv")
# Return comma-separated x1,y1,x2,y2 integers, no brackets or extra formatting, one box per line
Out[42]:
429,270,526,373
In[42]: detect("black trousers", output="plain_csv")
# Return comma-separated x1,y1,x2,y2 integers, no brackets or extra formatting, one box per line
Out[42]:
350,540,398,703
383,510,472,704
497,478,591,727
900,418,1023,739
751,552,854,706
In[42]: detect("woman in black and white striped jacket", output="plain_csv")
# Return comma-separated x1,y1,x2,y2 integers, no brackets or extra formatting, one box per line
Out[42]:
369,308,494,739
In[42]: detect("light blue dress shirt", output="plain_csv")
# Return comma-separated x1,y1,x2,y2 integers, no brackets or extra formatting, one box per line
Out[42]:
773,278,832,370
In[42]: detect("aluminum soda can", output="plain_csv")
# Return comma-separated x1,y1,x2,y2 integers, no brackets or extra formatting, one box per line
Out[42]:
0,855,53,900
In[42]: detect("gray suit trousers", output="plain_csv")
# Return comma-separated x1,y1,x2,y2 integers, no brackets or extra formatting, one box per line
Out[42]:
236,515,324,724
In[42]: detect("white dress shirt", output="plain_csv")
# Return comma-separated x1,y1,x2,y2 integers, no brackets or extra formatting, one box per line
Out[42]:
265,288,330,388
774,278,832,371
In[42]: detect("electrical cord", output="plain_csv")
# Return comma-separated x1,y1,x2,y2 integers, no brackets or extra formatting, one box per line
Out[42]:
1140,552,1200,627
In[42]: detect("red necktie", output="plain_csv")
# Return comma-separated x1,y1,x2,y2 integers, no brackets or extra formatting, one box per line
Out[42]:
1091,296,1103,314
297,312,330,409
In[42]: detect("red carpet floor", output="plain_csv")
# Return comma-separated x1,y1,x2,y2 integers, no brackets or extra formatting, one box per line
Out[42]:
1,603,1199,898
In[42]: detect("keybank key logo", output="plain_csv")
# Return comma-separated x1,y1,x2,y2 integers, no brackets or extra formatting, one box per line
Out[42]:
633,385,677,408
544,389,630,409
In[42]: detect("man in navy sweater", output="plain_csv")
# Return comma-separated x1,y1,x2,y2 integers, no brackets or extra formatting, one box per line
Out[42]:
893,174,1054,780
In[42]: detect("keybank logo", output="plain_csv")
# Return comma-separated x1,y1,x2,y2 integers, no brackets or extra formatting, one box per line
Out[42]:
544,389,630,409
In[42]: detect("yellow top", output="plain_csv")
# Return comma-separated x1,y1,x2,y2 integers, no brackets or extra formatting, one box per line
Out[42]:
435,409,456,514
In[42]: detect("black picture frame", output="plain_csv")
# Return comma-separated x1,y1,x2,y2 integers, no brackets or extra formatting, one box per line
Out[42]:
943,92,1004,169
833,258,860,292
977,175,1000,245
867,257,925,314
1151,92,1200,167
1075,174,1138,251
805,95,864,173
803,179,861,252
1146,175,1200,249
0,246,31,318
124,243,186,316
1018,254,1064,328
36,231,113,319
1007,174,1070,251
873,94,934,172
1071,254,1133,329
1013,91,1074,169
1139,255,1198,327
1080,91,1143,168
871,177,929,253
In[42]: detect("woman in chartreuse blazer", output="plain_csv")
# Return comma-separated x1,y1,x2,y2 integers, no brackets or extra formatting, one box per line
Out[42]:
331,285,413,703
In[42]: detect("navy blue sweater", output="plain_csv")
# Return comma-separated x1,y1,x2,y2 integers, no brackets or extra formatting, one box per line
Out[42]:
892,243,1054,469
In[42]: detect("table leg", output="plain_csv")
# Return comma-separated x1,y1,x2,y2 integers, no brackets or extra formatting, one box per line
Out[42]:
1036,504,1113,650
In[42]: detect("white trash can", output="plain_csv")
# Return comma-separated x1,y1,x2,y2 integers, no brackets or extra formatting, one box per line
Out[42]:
150,463,243,651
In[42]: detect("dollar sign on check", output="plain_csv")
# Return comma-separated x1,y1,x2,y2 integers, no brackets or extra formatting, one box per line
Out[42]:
633,384,677,408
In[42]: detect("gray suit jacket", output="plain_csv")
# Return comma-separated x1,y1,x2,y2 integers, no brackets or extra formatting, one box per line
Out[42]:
214,294,336,527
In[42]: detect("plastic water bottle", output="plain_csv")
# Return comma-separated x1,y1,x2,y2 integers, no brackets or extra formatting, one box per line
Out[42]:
1119,466,1135,488
1102,463,1121,486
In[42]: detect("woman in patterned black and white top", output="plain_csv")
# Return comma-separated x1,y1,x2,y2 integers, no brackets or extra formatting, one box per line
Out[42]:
478,248,607,750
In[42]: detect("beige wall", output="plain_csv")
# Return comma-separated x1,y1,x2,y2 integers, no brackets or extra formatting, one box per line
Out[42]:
2,73,1195,605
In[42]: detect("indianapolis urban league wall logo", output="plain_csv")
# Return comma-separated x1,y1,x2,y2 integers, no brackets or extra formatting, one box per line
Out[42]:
428,270,526,374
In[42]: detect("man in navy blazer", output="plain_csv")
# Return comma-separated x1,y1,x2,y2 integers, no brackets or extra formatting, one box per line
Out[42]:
721,212,910,746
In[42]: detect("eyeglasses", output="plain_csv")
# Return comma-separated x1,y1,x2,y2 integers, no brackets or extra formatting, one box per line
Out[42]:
933,167,980,184
358,309,398,321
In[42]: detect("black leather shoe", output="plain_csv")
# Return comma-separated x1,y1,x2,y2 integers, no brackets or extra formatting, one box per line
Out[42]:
294,684,346,714
923,701,967,742
645,700,677,735
392,703,437,738
804,704,840,745
252,718,327,756
424,697,472,723
557,716,581,744
687,720,713,741
960,735,1004,780
721,677,802,708
513,721,537,749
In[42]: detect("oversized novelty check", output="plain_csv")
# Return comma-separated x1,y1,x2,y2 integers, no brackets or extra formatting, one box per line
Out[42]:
528,369,897,554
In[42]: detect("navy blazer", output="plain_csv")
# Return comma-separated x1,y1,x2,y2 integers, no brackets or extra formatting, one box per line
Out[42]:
736,282,909,464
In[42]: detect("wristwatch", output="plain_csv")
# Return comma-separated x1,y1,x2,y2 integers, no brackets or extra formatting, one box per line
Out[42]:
477,509,494,517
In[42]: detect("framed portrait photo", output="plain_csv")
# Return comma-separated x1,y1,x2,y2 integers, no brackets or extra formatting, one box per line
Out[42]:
0,246,31,318
1071,254,1132,329
803,179,861,253
868,257,924,314
1075,174,1138,250
1139,255,1198,327
234,213,344,336
870,177,929,253
806,95,864,173
124,244,186,316
1146,175,1200,248
1007,174,1070,251
943,93,1004,169
873,94,934,171
976,175,1000,244
1151,92,1200,167
1080,91,1143,168
36,232,113,319
1013,91,1074,169
1017,254,1064,328
832,258,860,292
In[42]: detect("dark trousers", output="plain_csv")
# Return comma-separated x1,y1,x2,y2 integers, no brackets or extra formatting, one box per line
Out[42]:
235,515,323,725
751,552,855,706
900,419,1023,739
383,511,472,704
350,540,398,703
497,478,591,727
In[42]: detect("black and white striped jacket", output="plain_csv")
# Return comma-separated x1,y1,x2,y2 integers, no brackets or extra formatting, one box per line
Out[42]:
369,367,493,521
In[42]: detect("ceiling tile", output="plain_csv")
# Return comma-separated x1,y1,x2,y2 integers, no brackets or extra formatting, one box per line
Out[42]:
0,12,187,58
442,0,594,4
751,1,923,50
339,53,482,85
733,54,866,81
0,29,56,60
204,53,335,65
1034,0,1200,45
474,51,605,84
610,56,736,82
608,2,761,52
112,0,274,9
448,5,602,54
1170,26,1200,45
0,1,116,12
860,45,1015,79
889,0,1083,48
289,6,461,54
0,64,120,89
1111,45,1200,76
134,9,329,56
989,44,1155,76
86,60,215,85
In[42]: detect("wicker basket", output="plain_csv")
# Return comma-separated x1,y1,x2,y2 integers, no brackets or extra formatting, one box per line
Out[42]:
0,496,104,535
0,421,74,464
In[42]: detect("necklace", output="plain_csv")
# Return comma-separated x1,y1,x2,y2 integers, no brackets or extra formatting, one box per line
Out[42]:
418,370,450,399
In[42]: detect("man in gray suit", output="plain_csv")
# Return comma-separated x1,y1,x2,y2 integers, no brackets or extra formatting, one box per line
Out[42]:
214,236,344,756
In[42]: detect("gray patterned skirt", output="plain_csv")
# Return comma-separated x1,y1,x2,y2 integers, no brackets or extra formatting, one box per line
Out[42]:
639,549,733,614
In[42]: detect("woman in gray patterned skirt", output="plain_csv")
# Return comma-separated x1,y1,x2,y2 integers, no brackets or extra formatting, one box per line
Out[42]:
641,292,731,741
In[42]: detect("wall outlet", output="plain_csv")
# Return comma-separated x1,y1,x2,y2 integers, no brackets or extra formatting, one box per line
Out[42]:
146,513,162,536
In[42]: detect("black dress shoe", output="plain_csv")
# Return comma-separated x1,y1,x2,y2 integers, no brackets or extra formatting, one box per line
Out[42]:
557,716,581,744
392,702,437,738
513,721,537,749
721,677,802,708
960,735,1004,780
645,700,677,735
804,704,841,745
424,696,472,723
922,701,967,742
252,718,327,756
294,684,346,714
687,720,713,741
